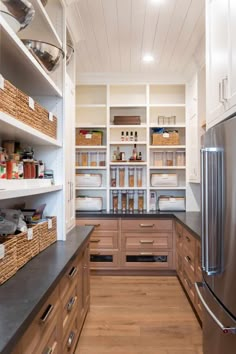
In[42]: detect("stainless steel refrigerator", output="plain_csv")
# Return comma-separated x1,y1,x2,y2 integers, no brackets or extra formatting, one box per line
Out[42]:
195,116,236,354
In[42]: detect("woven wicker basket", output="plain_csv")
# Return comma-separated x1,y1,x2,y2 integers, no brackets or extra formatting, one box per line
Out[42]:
39,106,57,139
16,89,39,127
0,79,17,117
152,132,180,145
76,130,102,146
15,230,32,270
0,236,17,285
28,224,40,258
39,216,57,252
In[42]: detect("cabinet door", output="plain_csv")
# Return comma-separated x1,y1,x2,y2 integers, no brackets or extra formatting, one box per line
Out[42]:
228,0,236,110
206,0,228,126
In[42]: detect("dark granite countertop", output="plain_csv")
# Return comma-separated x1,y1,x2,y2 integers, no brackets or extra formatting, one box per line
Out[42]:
76,211,201,240
0,225,93,354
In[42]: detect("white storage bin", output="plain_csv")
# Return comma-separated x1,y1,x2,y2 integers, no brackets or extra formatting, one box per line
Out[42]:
151,173,178,187
76,174,102,187
158,196,185,211
76,197,102,211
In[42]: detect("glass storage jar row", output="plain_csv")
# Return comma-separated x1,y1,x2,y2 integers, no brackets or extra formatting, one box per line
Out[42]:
152,151,185,167
110,167,143,187
112,190,145,213
76,151,106,167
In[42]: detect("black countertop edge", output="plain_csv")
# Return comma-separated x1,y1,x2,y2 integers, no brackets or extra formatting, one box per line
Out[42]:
0,225,93,354
76,211,201,241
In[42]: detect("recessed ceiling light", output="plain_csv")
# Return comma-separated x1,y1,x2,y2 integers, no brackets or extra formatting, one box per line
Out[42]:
143,54,154,63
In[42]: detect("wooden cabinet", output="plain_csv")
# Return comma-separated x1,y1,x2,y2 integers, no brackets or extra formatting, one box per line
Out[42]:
12,241,90,354
175,222,202,321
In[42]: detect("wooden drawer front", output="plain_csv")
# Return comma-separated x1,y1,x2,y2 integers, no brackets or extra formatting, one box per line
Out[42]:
183,253,195,276
63,313,80,354
182,228,196,260
21,287,60,354
195,240,202,280
90,231,118,250
121,219,173,232
62,281,79,337
122,232,172,250
60,256,80,300
121,251,173,269
182,267,195,304
176,251,184,281
195,290,203,321
76,218,118,231
90,250,119,269
176,222,183,252
36,313,60,354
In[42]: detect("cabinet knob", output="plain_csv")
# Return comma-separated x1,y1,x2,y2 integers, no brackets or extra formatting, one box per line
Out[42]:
67,296,76,312
67,331,75,349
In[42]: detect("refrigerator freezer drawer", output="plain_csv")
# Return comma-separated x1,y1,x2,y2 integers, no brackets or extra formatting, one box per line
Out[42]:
151,173,178,187
75,197,103,211
76,174,102,187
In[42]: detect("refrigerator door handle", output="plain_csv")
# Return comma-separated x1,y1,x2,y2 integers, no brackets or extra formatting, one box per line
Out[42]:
195,282,236,334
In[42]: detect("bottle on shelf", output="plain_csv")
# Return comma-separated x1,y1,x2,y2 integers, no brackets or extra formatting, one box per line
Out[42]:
112,190,119,212
134,131,138,142
125,131,129,141
132,144,137,160
150,191,157,211
130,131,134,141
137,152,142,161
111,167,117,187
121,131,125,141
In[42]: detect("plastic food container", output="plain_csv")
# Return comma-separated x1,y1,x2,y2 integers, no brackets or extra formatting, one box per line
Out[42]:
151,173,178,187
76,174,102,187
158,196,185,211
75,197,102,211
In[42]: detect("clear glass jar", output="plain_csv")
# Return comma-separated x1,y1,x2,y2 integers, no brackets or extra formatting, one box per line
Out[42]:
176,151,185,166
99,152,106,166
119,167,125,187
158,116,164,125
166,151,174,166
110,167,117,187
128,191,134,212
128,167,135,187
121,190,127,212
138,190,144,212
153,152,163,166
136,167,143,187
112,190,119,212
81,152,88,166
90,152,97,166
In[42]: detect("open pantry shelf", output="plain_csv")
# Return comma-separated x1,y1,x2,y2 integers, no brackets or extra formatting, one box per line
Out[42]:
110,187,146,190
149,145,186,149
75,187,107,190
75,166,107,170
109,141,146,145
110,124,147,129
149,187,186,190
0,185,62,200
110,162,147,166
149,104,186,107
76,104,106,108
75,145,107,149
149,124,186,128
149,166,186,170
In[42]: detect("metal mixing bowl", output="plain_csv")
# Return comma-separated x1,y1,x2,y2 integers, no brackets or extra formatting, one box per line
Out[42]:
0,0,35,31
40,0,47,6
21,39,65,73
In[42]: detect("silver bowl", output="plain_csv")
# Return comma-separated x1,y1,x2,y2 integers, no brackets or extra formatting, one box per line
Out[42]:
0,0,35,31
40,0,47,6
66,43,74,65
22,39,65,73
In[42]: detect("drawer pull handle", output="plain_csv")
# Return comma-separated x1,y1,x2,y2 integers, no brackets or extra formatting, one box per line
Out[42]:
185,256,192,264
90,239,100,243
40,304,54,324
43,348,53,354
139,224,154,228
139,240,154,244
85,223,100,227
185,236,191,242
140,252,153,255
67,296,76,312
67,331,75,349
68,266,78,278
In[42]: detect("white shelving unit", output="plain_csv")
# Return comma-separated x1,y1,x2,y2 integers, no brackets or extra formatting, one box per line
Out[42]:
75,84,186,212
0,0,75,240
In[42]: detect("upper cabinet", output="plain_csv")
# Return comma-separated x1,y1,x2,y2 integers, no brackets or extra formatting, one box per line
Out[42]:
206,0,236,128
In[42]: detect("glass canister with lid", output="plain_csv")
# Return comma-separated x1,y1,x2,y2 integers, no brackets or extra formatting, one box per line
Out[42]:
138,190,144,212
176,151,185,166
128,167,135,187
112,190,119,212
128,190,134,213
121,190,127,213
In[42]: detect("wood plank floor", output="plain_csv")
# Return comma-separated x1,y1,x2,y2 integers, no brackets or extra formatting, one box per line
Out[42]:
75,276,202,354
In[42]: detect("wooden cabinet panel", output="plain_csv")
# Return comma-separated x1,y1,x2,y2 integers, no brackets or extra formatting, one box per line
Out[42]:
121,219,173,232
176,222,183,254
76,219,118,231
36,314,61,354
182,228,196,261
121,251,173,269
195,240,202,281
62,281,79,338
182,268,195,305
62,312,80,354
89,231,118,250
176,251,184,282
122,232,172,250
60,256,80,300
90,250,119,269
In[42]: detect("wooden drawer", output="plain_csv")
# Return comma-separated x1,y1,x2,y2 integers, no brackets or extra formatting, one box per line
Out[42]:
183,252,195,276
89,231,118,250
36,313,61,354
176,222,183,253
176,251,184,281
182,228,196,260
76,218,118,231
195,289,203,321
62,280,79,338
62,312,80,354
21,287,60,354
60,255,80,300
195,240,202,280
182,267,195,304
90,250,119,269
121,251,173,269
121,219,173,232
121,232,172,250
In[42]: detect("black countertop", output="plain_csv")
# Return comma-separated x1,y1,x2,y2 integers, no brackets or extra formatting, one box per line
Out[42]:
0,225,93,354
76,211,201,240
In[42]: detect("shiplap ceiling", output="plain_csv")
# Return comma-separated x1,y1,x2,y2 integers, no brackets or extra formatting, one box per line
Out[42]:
67,0,205,82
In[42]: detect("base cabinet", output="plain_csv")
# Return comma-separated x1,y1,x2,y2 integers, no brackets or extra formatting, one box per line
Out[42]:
176,222,202,321
11,241,90,354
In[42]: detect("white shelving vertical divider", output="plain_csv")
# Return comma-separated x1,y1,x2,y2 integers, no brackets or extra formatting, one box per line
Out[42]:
146,84,150,212
106,84,110,212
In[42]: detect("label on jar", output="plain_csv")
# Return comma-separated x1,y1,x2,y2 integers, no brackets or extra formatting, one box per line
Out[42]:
48,218,52,229
27,228,33,240
28,97,35,110
0,75,4,90
0,244,5,259
48,112,53,122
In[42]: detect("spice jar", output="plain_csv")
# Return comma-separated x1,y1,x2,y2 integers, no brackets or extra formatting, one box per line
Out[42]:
121,191,127,212
136,167,143,187
81,152,88,166
138,190,144,212
111,168,117,187
112,190,119,212
90,152,97,166
119,167,125,187
128,167,134,187
128,191,134,212
23,160,31,179
166,151,174,166
176,151,185,166
99,152,106,166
